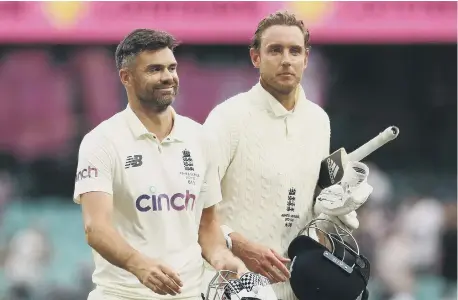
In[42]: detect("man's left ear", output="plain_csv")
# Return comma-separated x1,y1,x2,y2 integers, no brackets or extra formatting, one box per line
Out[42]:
303,48,310,70
250,48,261,69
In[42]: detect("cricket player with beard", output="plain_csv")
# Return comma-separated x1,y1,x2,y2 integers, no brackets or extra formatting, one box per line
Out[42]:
74,29,247,300
203,11,373,300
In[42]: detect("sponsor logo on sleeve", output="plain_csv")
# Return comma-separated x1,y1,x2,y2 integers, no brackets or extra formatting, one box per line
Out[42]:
75,166,98,182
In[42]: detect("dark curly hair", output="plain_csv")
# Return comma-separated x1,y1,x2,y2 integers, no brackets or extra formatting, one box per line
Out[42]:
115,29,179,70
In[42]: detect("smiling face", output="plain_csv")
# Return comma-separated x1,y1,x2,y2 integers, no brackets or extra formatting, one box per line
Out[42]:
115,29,179,113
250,24,309,96
120,48,179,112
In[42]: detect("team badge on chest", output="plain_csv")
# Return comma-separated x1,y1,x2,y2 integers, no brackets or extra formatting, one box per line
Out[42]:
282,187,300,228
182,149,194,171
179,148,200,185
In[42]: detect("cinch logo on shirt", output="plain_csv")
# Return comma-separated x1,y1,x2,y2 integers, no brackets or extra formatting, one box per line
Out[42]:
75,166,98,182
135,190,196,212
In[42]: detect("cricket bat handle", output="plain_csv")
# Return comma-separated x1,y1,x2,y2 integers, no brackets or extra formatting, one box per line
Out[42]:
348,126,399,162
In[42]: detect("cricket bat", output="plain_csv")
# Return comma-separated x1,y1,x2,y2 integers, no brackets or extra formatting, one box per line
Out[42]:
317,126,399,189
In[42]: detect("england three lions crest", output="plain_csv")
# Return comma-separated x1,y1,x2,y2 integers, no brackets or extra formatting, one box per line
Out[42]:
180,148,200,185
182,149,194,171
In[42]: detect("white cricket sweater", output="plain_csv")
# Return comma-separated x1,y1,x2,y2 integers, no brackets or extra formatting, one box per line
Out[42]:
203,82,330,300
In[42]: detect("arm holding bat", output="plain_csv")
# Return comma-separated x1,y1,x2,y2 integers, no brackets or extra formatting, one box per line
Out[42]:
316,126,399,190
313,161,373,231
313,126,400,231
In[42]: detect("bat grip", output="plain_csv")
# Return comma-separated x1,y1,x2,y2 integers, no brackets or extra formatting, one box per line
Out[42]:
348,139,380,162
348,127,398,162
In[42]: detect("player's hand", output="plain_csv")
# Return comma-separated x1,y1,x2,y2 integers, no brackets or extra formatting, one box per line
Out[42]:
129,255,183,296
316,212,360,232
210,250,249,278
314,161,373,231
337,210,359,231
236,241,290,283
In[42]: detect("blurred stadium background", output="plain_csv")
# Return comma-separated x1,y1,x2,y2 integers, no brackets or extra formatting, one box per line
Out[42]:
0,1,456,300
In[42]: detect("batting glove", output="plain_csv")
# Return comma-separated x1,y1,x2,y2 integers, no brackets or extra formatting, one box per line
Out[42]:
314,161,373,231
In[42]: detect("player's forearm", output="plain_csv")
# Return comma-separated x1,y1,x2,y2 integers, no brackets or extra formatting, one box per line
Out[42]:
218,224,251,259
85,223,145,274
198,219,232,266
228,231,251,259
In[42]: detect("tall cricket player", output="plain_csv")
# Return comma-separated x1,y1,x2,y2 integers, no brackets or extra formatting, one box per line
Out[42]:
74,29,247,300
203,11,373,300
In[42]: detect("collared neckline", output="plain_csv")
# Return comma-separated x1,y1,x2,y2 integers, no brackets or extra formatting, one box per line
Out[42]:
124,104,185,142
254,81,307,117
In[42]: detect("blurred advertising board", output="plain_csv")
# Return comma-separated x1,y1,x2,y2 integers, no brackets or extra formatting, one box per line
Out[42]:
0,1,455,44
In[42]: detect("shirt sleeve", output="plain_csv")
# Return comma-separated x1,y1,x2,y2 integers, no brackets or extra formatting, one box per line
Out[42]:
73,133,114,204
322,111,331,159
203,104,237,182
199,133,223,209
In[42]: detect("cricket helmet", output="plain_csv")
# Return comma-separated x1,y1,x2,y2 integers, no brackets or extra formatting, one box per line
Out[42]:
288,218,371,300
204,270,277,300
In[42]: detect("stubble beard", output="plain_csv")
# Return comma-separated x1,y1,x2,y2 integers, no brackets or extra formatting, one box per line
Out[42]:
137,86,178,113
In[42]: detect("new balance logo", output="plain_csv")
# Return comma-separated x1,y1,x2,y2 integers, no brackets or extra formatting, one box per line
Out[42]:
326,158,340,184
125,155,143,169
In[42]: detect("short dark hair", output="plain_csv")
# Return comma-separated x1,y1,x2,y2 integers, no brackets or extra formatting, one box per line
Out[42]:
250,10,310,51
115,28,179,70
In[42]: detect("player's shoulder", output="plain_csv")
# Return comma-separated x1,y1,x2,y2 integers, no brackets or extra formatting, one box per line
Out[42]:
176,113,204,133
303,99,330,125
175,114,214,149
218,89,253,110
79,112,125,151
304,98,329,119
206,88,256,124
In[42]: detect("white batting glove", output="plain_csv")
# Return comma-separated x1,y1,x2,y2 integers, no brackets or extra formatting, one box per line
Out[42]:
315,211,360,232
314,161,373,231
313,184,360,231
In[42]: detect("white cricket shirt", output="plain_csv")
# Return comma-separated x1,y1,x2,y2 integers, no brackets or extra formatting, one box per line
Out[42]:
203,83,330,300
74,105,222,300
